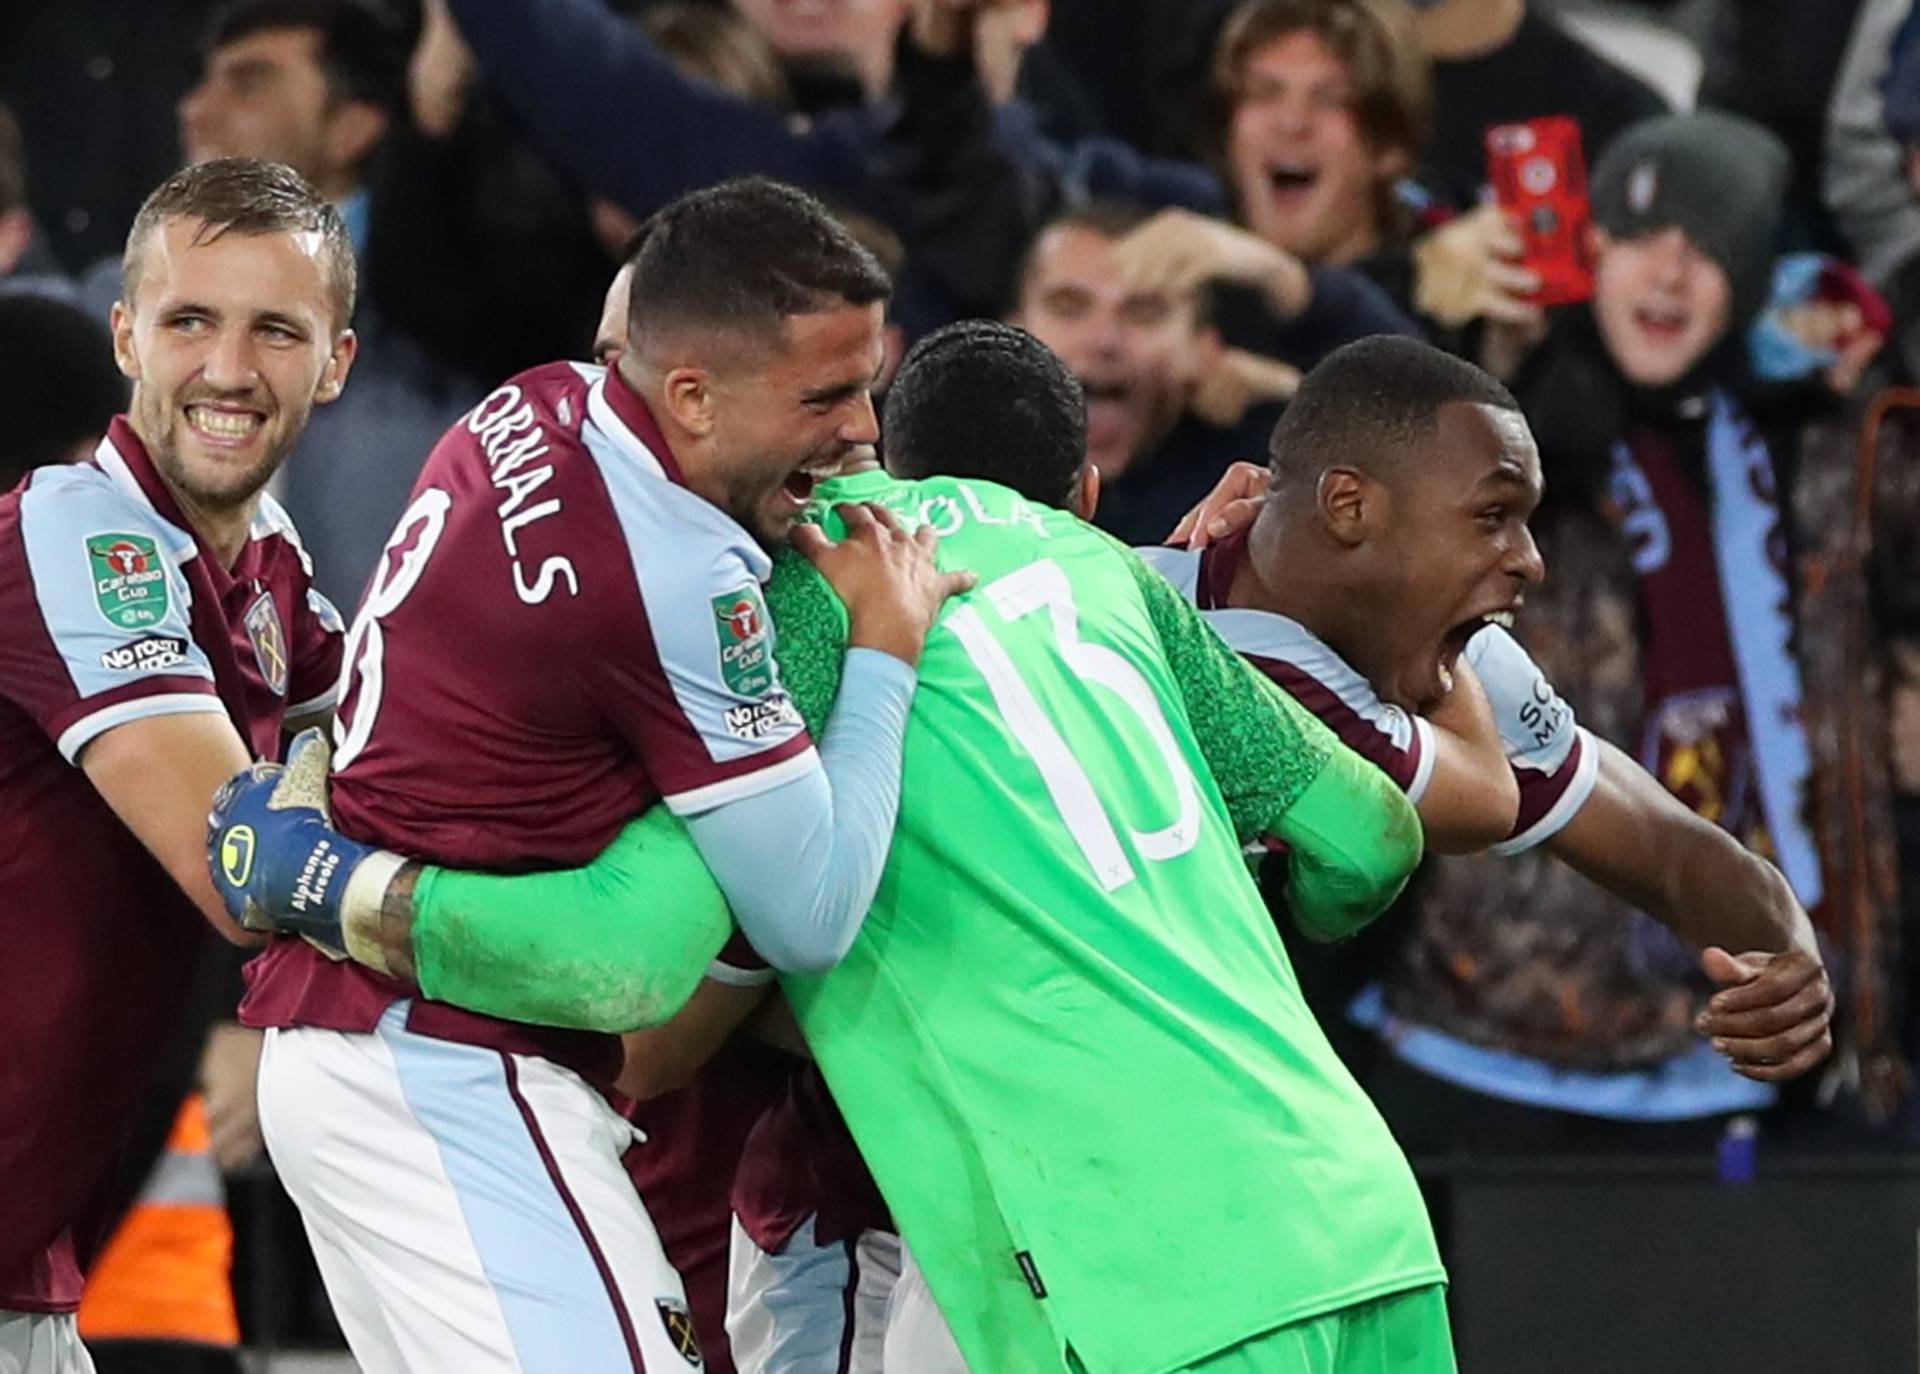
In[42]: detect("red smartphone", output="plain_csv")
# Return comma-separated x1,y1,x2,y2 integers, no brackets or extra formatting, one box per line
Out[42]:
1485,116,1594,308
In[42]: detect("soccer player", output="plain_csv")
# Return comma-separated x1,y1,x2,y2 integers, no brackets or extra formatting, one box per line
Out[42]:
1150,337,1832,1082
214,320,1445,1373
0,158,355,1372
225,177,969,1374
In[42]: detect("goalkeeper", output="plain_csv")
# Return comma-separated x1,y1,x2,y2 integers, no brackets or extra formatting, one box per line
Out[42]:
212,322,1455,1374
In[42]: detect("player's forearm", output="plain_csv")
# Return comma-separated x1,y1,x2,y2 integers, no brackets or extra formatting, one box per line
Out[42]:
687,647,914,975
337,807,734,1033
1278,744,1424,941
1550,742,1816,957
85,710,262,946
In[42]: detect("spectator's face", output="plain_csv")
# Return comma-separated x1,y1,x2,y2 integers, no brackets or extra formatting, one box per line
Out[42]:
730,0,906,60
1226,30,1398,264
179,28,373,197
1014,224,1217,479
694,301,886,545
110,217,354,513
1590,226,1732,387
1366,402,1545,711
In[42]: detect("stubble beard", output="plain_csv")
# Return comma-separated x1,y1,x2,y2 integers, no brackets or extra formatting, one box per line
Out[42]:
137,385,300,521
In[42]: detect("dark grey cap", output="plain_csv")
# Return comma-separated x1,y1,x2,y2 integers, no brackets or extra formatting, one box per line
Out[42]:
1589,111,1791,327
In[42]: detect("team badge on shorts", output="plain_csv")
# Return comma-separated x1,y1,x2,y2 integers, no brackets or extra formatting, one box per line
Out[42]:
87,532,170,630
244,592,288,697
655,1297,703,1366
712,583,774,697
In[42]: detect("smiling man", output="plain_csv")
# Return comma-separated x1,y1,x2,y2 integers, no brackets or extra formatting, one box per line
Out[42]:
0,158,355,1373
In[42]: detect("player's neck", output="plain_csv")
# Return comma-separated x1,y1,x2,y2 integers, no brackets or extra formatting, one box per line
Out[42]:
1237,515,1386,677
130,417,257,570
1415,0,1524,61
170,484,257,571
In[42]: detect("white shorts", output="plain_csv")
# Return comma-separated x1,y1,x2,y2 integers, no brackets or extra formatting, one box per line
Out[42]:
882,1241,969,1374
258,1004,700,1373
0,1312,93,1374
727,1220,968,1374
725,1215,898,1374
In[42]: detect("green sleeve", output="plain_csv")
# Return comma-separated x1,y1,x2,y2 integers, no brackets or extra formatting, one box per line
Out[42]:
1121,547,1423,940
404,554,846,1032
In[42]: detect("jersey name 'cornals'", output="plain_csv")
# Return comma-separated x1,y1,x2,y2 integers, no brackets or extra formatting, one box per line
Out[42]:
240,362,815,1088
1139,531,1600,851
0,419,339,1310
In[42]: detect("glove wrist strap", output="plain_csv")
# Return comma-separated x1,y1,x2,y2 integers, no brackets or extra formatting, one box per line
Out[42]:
339,849,409,977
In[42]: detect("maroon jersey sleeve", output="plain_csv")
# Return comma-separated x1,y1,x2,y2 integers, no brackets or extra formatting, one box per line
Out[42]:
0,467,222,762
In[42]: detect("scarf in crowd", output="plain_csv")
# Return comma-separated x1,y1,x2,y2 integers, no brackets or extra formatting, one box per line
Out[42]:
1607,392,1823,910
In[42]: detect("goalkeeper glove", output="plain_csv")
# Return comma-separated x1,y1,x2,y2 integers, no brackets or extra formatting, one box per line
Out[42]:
207,727,406,971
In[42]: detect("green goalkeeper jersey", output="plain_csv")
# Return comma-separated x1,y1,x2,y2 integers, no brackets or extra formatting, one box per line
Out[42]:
404,469,1440,1373
772,471,1441,1374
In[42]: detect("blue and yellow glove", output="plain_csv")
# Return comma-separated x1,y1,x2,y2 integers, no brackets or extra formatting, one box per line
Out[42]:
207,728,405,968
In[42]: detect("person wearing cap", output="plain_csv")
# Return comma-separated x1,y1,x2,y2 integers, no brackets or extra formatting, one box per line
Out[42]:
1344,110,1883,1155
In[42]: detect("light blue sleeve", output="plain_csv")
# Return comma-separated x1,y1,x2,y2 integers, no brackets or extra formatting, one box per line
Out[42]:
13,466,220,762
683,647,914,975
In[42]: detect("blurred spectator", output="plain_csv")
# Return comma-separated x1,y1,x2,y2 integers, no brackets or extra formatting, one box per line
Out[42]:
1011,201,1293,545
882,0,1427,348
1410,0,1669,212
1828,0,1920,382
0,0,208,272
360,0,612,381
0,103,77,299
0,293,127,488
1352,111,1870,1153
177,0,403,210
581,3,794,261
1697,0,1866,253
730,0,907,106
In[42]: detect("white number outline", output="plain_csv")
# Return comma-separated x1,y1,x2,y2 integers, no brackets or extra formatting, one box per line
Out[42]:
948,560,1199,891
332,488,453,770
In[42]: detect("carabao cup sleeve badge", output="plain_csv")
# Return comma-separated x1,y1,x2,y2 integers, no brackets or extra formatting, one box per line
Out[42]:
88,533,170,630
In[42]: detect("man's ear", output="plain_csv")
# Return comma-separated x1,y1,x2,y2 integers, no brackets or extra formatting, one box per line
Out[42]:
313,329,359,404
660,364,718,438
109,301,141,382
1071,460,1100,521
1586,223,1613,260
1316,466,1380,548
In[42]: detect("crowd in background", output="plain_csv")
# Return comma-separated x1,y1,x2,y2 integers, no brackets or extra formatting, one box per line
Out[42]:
10,0,1920,1361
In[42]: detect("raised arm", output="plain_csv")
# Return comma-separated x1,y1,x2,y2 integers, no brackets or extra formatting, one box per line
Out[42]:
440,0,870,214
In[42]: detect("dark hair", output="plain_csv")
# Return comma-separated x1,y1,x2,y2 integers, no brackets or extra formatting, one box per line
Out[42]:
0,103,23,218
882,319,1088,510
0,293,129,487
1268,335,1518,491
122,158,358,326
624,177,891,352
203,0,408,118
